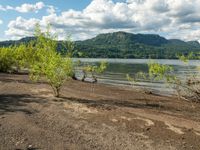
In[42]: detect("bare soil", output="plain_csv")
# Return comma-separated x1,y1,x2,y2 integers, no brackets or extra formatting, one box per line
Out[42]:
0,73,200,150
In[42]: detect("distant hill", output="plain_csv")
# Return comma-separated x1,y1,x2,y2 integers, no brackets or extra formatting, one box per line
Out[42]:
75,32,200,59
0,31,200,59
0,37,36,47
81,32,168,46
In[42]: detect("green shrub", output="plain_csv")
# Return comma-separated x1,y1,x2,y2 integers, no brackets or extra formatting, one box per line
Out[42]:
0,46,15,73
29,24,74,97
81,61,107,82
128,56,200,102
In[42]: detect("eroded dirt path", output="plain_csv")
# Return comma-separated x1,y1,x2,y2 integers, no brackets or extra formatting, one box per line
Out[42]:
0,73,200,150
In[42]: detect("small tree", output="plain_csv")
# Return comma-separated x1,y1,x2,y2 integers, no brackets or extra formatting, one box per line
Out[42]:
81,61,107,83
29,24,73,97
127,61,175,86
128,56,200,103
30,54,73,97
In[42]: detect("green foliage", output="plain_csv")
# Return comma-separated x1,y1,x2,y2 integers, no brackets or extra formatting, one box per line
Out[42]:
75,32,200,59
61,35,76,57
1,32,200,59
30,54,73,97
127,60,178,97
0,46,15,72
0,24,76,97
148,61,175,82
29,24,74,97
82,61,107,82
177,52,193,64
127,61,175,85
13,43,30,71
83,61,107,74
96,61,108,74
128,55,200,102
0,41,35,73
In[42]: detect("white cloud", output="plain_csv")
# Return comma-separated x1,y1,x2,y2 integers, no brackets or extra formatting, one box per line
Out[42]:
5,0,200,41
0,2,45,13
0,20,3,25
15,2,45,13
6,17,39,39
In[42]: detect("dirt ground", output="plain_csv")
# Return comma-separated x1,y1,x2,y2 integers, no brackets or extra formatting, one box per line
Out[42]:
0,73,200,150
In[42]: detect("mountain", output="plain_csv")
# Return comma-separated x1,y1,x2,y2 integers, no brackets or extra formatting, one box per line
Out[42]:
0,37,36,47
0,32,200,59
187,41,200,47
75,32,200,59
81,32,168,46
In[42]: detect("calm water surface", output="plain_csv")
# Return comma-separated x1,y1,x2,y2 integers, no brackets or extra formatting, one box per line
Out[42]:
73,58,200,96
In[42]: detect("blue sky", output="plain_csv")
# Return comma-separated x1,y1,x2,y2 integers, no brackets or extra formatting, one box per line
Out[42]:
0,0,92,40
0,0,200,41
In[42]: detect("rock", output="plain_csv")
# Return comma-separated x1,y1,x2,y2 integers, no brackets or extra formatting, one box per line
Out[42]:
146,127,151,131
28,145,33,149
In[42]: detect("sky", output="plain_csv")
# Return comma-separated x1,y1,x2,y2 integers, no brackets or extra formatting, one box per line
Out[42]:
0,0,200,42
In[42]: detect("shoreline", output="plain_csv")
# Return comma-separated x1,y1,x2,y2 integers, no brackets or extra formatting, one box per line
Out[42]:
0,73,200,149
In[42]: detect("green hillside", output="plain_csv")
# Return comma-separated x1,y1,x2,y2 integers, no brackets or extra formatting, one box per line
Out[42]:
75,32,200,59
1,31,200,59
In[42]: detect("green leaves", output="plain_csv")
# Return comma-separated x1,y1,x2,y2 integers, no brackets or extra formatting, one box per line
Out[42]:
128,55,200,102
0,24,74,97
0,46,15,72
177,52,193,64
127,60,177,92
81,61,107,82
148,61,174,81
83,61,107,74
29,25,74,97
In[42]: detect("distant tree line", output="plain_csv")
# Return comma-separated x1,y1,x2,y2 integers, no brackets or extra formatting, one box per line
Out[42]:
0,31,200,59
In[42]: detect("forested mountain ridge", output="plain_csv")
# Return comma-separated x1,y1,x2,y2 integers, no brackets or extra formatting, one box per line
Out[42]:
75,32,200,58
1,31,200,59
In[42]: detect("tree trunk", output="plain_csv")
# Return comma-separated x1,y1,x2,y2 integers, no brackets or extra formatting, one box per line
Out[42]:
55,88,60,97
51,85,60,97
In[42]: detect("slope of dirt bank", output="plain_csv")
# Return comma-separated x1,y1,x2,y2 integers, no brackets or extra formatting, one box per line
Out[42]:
0,73,200,150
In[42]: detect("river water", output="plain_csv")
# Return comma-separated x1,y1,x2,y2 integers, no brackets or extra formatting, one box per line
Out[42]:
73,58,200,96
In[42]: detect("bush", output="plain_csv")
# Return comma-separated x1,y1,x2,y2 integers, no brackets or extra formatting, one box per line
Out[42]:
0,46,15,73
29,24,74,97
0,42,34,73
128,57,200,102
30,52,73,97
81,61,107,83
